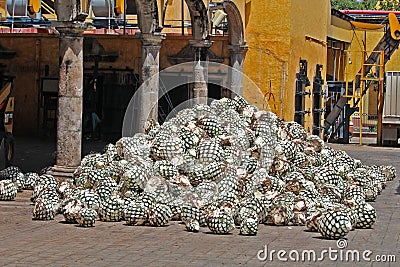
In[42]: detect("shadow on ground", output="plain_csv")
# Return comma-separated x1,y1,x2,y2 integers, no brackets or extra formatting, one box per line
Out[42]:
11,135,108,173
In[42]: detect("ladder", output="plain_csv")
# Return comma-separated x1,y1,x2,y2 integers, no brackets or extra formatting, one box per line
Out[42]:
41,0,56,19
343,50,384,145
324,21,400,138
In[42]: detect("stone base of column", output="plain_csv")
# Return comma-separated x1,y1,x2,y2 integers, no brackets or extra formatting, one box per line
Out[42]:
47,165,77,180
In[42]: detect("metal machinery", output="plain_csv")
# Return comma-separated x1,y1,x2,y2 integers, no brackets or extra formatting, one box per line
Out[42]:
312,64,324,136
91,0,130,28
324,13,400,144
3,0,44,26
294,61,325,135
294,59,311,126
92,0,125,18
1,0,131,28
6,0,41,18
383,71,400,145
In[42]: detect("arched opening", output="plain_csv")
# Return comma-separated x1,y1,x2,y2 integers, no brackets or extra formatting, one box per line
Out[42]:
184,0,210,40
223,1,245,46
212,0,247,96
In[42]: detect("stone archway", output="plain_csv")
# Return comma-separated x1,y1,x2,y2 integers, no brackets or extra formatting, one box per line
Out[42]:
184,0,210,41
135,0,160,34
223,1,245,46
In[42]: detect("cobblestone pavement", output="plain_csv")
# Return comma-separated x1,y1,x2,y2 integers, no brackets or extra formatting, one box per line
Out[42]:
0,144,399,266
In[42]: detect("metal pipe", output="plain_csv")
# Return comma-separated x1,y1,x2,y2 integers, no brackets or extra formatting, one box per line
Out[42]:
377,51,385,146
108,0,111,31
181,0,184,36
360,50,366,145
333,49,337,81
11,0,15,33
337,48,342,81
123,0,127,35
341,10,400,15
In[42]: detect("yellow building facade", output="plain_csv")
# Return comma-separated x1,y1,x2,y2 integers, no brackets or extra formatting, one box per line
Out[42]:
243,0,330,131
1,0,400,136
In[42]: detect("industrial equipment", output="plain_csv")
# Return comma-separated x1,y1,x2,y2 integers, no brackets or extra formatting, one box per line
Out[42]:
294,59,311,126
54,0,90,21
92,0,125,18
324,13,400,144
382,71,400,145
91,0,127,28
5,0,41,19
312,64,324,136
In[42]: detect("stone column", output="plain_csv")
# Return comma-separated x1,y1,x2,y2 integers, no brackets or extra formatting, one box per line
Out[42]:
50,22,85,178
190,40,212,105
228,44,248,96
137,33,164,133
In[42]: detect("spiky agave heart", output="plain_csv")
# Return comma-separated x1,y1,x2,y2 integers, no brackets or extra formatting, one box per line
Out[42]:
317,210,352,239
0,180,17,200
20,96,396,240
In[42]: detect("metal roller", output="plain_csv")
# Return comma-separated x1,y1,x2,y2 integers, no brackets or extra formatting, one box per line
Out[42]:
6,0,28,17
92,0,115,18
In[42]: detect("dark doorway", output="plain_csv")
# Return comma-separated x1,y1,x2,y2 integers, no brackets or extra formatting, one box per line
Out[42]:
208,80,223,101
158,76,226,124
83,72,139,143
83,75,104,140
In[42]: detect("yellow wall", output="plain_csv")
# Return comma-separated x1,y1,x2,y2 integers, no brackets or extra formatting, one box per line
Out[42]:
162,0,191,34
243,0,329,131
288,0,329,131
243,0,291,114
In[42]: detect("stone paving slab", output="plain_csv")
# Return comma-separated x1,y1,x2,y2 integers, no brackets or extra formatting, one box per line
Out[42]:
0,144,399,266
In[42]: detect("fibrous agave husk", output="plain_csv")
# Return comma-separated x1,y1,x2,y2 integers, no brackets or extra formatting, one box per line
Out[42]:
63,198,84,223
